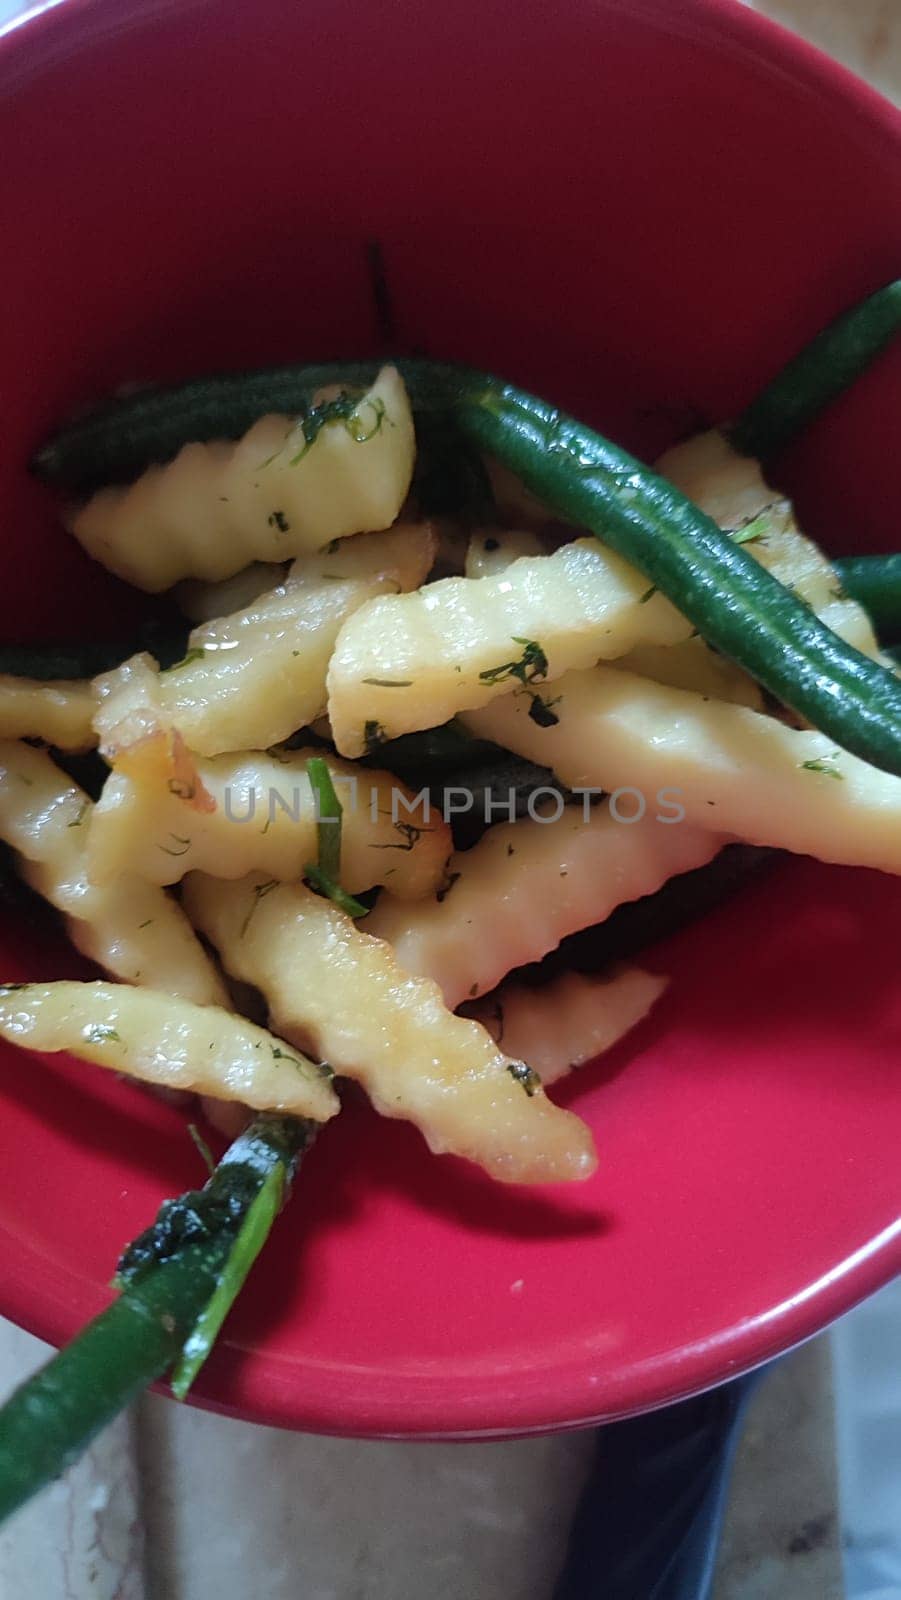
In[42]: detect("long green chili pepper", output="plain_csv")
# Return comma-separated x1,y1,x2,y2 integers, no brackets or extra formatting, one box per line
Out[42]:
0,1113,315,1527
833,553,901,646
32,358,901,776
729,278,901,459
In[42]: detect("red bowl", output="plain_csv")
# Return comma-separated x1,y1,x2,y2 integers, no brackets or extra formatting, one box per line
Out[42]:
1,0,900,1438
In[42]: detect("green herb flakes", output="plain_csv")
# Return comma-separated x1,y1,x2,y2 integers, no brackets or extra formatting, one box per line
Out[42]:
288,392,386,466
165,647,206,673
526,692,560,727
240,879,279,937
507,1060,541,1096
436,870,460,904
158,834,192,858
800,752,844,780
363,720,388,754
85,1024,120,1045
188,1122,215,1176
479,638,549,689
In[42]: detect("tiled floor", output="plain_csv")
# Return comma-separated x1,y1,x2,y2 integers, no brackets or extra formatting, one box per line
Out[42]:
715,1341,842,1600
0,1317,844,1600
754,0,901,103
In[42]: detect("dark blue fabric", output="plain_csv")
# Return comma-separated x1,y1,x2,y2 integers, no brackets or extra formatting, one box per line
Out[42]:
553,1368,767,1600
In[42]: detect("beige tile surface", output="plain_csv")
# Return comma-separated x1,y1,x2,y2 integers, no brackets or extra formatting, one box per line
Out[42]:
753,0,901,104
0,1321,145,1600
136,1396,593,1600
715,1340,842,1600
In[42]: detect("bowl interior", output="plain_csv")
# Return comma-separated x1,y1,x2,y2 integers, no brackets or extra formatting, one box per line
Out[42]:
0,0,899,1435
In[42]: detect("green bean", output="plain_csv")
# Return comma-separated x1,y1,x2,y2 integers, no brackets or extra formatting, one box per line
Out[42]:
0,1240,228,1526
729,279,901,458
0,1113,315,1526
833,553,901,645
33,358,901,774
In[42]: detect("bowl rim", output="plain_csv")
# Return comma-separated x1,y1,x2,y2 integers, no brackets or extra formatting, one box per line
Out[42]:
0,0,899,1438
0,1200,898,1437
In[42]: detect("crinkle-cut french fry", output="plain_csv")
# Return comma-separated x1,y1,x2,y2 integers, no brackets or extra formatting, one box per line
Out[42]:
0,740,227,1005
0,980,339,1122
465,966,668,1085
183,872,597,1186
327,537,691,756
463,665,901,874
464,527,546,579
656,429,881,660
0,676,97,750
96,525,436,758
615,639,763,709
68,366,416,591
367,804,723,1006
88,743,451,899
176,562,288,623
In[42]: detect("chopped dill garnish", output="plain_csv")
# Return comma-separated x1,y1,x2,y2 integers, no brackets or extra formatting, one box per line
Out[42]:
507,1060,541,1096
270,1044,308,1073
288,392,386,466
363,720,388,754
158,833,192,857
165,647,206,672
479,638,549,689
307,757,342,881
436,870,460,904
371,821,424,853
800,753,844,780
527,692,560,727
303,757,369,916
187,1123,215,1176
730,511,770,545
239,878,278,937
303,862,370,918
